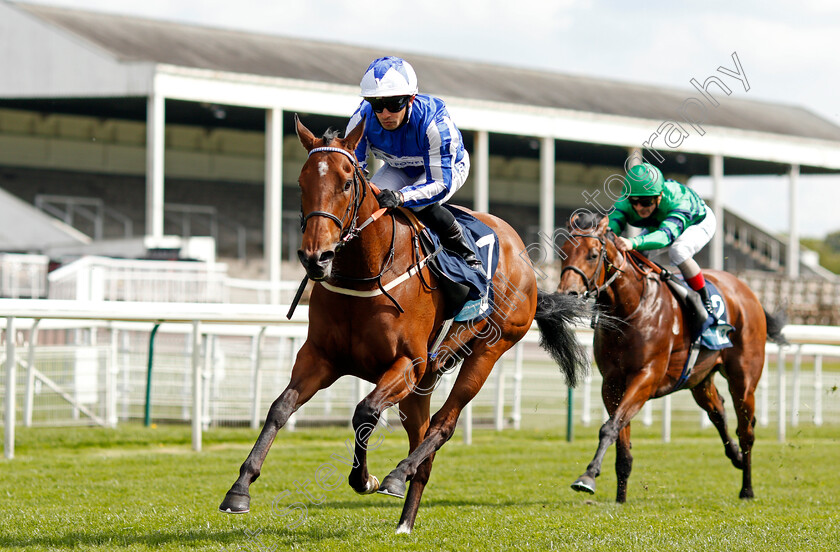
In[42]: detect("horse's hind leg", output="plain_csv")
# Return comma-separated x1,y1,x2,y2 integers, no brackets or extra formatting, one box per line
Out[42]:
347,357,418,495
615,424,633,503
724,360,762,499
691,373,744,469
219,346,337,514
378,342,510,532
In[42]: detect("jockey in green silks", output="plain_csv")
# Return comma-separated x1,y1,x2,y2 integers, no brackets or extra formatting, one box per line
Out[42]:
608,163,718,323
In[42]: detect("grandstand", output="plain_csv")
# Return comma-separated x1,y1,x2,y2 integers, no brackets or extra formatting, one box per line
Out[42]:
1,1,839,322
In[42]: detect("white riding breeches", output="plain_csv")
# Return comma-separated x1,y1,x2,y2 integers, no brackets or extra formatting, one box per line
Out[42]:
668,205,716,265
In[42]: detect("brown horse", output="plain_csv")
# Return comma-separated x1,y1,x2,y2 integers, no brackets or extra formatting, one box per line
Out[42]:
218,116,590,533
556,212,786,503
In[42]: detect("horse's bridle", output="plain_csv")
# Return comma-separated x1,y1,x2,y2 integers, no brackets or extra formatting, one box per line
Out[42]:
299,146,369,248
560,233,624,299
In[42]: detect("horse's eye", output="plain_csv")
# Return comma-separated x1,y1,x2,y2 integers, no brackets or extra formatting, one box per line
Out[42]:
344,180,352,192
587,249,599,261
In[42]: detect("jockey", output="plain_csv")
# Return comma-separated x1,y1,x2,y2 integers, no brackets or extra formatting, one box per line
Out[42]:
346,56,481,268
608,162,718,321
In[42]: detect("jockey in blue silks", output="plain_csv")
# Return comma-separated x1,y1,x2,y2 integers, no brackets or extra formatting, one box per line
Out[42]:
346,56,480,268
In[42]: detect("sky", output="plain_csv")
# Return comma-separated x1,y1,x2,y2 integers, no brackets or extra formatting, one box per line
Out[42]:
17,0,840,238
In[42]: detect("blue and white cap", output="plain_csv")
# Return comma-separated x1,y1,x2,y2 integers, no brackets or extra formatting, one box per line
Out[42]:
359,56,418,97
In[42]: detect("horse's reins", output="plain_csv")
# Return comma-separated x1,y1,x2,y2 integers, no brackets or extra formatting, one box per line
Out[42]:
287,146,435,319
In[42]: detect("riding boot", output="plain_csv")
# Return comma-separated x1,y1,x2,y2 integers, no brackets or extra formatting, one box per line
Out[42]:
442,221,482,268
696,285,716,320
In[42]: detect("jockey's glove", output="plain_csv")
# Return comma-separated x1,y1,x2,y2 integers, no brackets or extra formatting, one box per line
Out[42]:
376,189,404,209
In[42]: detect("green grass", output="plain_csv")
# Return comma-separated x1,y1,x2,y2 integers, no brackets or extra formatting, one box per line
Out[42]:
2,422,839,551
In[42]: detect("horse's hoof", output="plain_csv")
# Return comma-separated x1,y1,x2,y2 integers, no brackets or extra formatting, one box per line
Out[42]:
376,475,406,499
219,491,251,514
395,521,413,534
739,489,754,500
571,475,596,494
354,474,380,495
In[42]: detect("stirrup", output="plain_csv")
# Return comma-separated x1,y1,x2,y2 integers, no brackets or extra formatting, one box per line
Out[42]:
703,299,716,319
461,252,482,268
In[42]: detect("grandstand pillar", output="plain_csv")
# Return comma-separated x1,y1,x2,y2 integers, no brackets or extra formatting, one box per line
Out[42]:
145,93,165,240
710,154,724,271
474,130,489,213
786,164,800,279
265,108,283,303
539,136,555,261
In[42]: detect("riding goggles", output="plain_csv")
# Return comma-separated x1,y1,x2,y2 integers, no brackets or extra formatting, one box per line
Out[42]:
628,196,657,207
365,95,410,113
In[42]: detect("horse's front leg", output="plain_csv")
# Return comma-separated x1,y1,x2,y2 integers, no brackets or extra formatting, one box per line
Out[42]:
571,367,658,498
219,344,338,514
347,356,420,495
378,342,509,532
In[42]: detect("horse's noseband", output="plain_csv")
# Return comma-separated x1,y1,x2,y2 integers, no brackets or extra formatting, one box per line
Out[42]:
299,146,368,248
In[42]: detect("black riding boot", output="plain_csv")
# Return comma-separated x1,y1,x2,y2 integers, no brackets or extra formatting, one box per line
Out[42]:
442,221,482,268
697,285,716,320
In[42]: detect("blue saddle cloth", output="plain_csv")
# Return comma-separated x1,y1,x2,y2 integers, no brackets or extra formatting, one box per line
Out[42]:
423,205,499,322
672,279,734,391
697,281,734,350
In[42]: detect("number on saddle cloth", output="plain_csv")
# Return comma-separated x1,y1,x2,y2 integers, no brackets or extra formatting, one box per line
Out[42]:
669,276,734,350
421,206,500,323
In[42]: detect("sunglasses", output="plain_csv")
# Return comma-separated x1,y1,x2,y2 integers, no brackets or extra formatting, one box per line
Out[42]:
365,96,410,113
628,196,657,207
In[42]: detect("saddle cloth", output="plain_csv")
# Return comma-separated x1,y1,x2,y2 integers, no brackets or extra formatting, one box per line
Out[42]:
670,279,735,390
697,280,734,350
420,205,499,323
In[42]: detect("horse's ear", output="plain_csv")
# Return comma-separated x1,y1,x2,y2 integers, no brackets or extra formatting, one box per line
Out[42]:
343,116,366,153
596,214,610,234
295,114,317,152
567,213,579,231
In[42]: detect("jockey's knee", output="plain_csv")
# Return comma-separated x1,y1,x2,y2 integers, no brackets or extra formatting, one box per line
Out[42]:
672,248,699,273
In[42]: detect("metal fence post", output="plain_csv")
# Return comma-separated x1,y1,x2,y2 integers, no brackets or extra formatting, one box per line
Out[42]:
814,354,823,426
23,319,40,427
143,323,161,427
4,317,17,459
777,348,786,442
250,327,267,430
191,320,202,452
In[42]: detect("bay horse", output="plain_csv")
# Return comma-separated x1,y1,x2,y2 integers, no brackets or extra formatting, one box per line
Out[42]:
218,116,590,533
556,212,786,503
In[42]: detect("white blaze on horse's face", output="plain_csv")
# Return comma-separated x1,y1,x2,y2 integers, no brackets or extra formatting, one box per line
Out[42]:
318,160,329,177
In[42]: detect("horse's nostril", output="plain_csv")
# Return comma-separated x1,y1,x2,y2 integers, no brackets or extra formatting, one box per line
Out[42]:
319,250,335,264
568,291,578,296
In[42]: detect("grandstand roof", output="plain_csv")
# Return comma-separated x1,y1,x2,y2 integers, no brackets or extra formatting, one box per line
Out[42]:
9,2,840,144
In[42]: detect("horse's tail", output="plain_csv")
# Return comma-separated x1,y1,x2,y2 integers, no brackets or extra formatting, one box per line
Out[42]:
534,290,591,387
764,308,789,346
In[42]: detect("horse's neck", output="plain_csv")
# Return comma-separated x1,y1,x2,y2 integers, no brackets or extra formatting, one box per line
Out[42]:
335,198,405,279
601,254,648,319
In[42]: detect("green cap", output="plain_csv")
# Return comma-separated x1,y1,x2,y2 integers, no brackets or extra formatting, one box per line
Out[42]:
624,163,664,197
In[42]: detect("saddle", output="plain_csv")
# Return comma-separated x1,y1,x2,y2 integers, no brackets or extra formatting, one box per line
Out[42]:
399,205,498,322
627,251,734,348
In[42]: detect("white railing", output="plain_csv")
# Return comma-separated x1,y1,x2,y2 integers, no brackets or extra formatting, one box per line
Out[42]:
48,256,230,303
47,256,303,304
0,253,49,298
1,298,839,460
